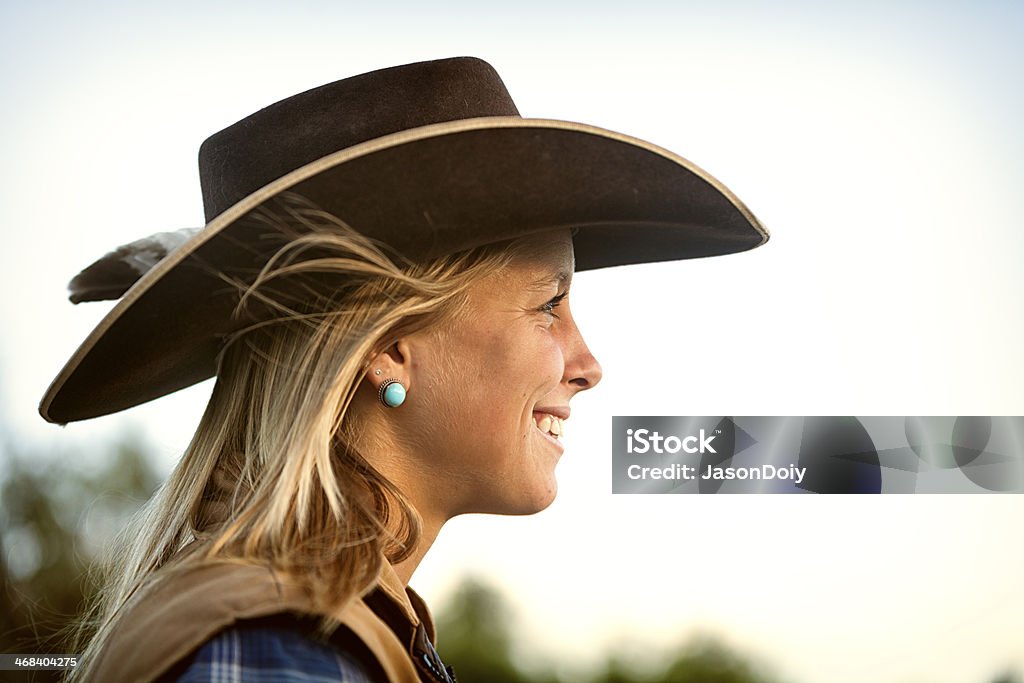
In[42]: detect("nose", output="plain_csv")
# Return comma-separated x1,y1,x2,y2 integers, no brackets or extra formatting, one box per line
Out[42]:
562,308,603,392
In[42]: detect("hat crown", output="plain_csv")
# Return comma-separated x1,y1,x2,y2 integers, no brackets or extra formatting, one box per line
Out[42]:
198,57,520,222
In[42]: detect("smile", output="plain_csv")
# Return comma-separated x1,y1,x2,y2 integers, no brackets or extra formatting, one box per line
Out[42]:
532,412,565,439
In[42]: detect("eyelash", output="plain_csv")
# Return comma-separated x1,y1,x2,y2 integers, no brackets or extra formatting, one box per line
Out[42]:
539,291,568,319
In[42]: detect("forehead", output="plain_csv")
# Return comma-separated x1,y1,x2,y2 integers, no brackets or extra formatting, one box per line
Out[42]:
498,229,575,288
440,229,575,330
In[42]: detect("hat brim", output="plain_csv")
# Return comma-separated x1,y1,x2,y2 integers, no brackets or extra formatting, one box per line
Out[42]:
40,117,768,424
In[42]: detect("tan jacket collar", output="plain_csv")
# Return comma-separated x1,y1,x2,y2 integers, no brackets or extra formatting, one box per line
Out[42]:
90,546,437,683
375,558,437,643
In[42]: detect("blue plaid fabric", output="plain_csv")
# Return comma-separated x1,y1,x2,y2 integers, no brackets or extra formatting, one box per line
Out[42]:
173,621,375,682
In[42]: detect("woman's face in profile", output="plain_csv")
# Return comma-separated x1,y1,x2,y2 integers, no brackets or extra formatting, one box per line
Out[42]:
405,229,602,517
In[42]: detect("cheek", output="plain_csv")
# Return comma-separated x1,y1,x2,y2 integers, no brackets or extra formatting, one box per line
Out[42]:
423,324,564,431
536,327,567,381
421,332,512,423
504,328,563,386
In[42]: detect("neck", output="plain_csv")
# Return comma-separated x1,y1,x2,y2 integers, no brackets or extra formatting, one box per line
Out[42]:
391,507,445,585
353,402,454,585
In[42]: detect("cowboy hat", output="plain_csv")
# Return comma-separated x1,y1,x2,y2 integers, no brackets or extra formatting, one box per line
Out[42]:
40,56,768,425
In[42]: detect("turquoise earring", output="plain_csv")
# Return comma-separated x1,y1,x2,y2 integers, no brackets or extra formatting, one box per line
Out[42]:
378,378,406,408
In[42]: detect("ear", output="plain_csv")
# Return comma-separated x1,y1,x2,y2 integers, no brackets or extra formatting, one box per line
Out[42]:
363,339,415,391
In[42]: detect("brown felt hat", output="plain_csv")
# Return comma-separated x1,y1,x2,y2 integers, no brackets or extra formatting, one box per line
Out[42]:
40,56,769,425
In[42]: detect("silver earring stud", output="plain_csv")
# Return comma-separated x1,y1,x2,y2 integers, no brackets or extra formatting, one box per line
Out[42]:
378,379,406,408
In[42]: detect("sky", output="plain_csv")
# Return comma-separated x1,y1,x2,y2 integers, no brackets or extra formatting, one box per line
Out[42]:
2,2,1023,682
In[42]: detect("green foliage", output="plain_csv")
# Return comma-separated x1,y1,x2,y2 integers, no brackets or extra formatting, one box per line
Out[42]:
432,578,783,683
0,435,160,681
989,672,1023,683
434,575,536,683
659,635,776,683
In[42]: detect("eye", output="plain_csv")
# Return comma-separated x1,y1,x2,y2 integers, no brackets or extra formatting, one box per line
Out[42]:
539,291,567,320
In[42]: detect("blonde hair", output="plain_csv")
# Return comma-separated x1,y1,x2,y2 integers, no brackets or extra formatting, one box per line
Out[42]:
68,192,530,680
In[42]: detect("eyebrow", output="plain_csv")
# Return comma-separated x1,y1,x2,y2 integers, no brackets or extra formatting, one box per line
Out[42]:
529,270,572,289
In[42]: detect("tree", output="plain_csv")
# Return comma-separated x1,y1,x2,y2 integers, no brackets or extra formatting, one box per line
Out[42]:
434,575,545,683
658,634,782,683
0,434,161,682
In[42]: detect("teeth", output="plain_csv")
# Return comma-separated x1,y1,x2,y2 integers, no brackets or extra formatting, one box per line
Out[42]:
534,413,565,439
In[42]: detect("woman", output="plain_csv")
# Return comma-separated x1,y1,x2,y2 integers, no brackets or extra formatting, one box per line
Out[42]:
42,57,767,681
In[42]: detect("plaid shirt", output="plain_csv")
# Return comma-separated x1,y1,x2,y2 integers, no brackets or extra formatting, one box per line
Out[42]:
173,620,375,682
